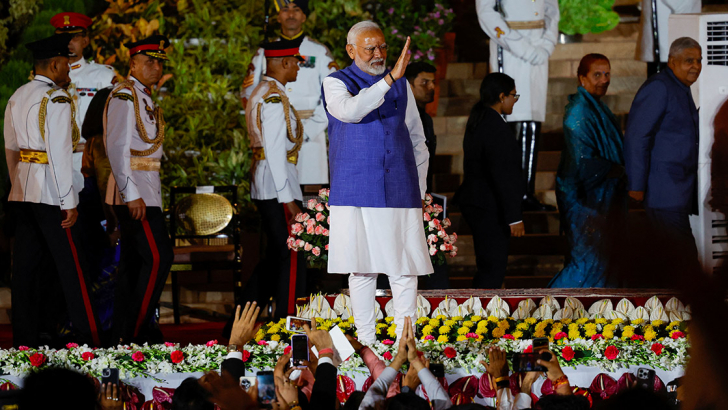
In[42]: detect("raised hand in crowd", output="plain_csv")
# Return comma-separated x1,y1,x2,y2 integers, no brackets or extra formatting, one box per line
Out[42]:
390,316,413,370
302,346,319,375
537,349,572,395
273,368,300,410
345,333,364,354
199,371,255,410
403,356,430,391
387,36,412,85
98,382,123,410
303,320,334,354
520,370,541,397
274,350,292,379
229,301,261,348
481,346,509,379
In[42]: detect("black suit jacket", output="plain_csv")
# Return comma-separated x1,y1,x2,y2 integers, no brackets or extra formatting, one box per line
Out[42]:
455,107,524,224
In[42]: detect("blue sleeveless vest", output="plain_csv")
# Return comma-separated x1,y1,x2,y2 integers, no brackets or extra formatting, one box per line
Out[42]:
322,63,421,208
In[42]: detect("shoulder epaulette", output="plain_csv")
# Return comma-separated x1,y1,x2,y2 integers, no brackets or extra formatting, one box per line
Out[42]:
113,92,134,102
51,96,72,104
264,96,282,104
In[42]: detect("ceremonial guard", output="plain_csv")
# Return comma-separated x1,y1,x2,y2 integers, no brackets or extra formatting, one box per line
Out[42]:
50,12,117,191
243,39,306,318
104,35,173,343
476,0,560,211
243,0,337,186
4,34,102,347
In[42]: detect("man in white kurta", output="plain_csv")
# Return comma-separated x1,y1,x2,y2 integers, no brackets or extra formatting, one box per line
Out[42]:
476,0,560,211
243,0,336,185
635,0,701,76
323,22,432,343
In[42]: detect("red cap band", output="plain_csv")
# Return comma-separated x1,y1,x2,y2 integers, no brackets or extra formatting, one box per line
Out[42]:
129,44,163,55
264,48,300,58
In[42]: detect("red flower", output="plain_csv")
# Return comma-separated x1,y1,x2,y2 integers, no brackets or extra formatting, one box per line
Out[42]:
383,339,395,345
66,343,79,349
132,351,145,362
524,346,533,353
82,352,95,361
258,340,268,346
502,334,515,340
18,346,29,351
284,346,292,355
170,350,184,364
604,346,619,360
383,351,393,361
444,347,458,359
631,334,645,341
29,353,46,367
671,331,685,339
554,332,568,341
206,340,218,347
651,343,664,356
561,346,575,361
242,350,251,362
165,342,175,347
591,334,604,341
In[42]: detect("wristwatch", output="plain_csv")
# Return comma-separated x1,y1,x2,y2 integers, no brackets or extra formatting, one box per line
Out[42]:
227,344,238,353
401,386,413,394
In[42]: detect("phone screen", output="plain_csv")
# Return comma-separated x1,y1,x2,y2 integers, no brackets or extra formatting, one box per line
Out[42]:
287,316,312,333
257,371,276,407
291,335,309,367
532,337,549,354
513,353,548,372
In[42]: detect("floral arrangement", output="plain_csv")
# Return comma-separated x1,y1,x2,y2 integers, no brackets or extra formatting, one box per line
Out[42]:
288,192,458,268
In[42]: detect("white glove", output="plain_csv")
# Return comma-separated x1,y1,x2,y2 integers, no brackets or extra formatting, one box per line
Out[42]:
528,47,550,66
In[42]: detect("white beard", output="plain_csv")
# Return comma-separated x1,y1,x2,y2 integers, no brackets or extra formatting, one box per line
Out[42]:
355,58,386,76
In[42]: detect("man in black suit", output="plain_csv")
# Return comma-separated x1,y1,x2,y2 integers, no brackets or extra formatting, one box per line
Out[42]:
405,62,437,193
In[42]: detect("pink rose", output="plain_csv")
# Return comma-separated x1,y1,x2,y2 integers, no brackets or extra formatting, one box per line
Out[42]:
165,342,175,347
307,199,317,210
383,351,393,360
18,346,29,351
296,239,305,248
327,216,331,224
449,233,457,242
315,225,324,235
382,339,395,345
427,234,438,244
82,352,95,361
171,350,185,364
66,343,79,349
429,247,438,256
318,188,329,198
295,213,310,223
306,225,315,235
206,340,218,347
323,229,329,236
442,218,452,228
423,212,431,222
554,332,568,341
424,335,435,341
466,333,479,339
312,247,321,257
306,219,316,228
591,334,604,341
671,331,685,339
325,244,329,250
316,212,325,222
291,223,303,235
258,340,268,346
449,251,457,257
502,334,515,340
132,351,145,362
304,243,313,252
315,203,325,212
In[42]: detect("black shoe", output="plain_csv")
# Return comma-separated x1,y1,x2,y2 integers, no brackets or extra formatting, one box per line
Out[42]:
522,196,556,212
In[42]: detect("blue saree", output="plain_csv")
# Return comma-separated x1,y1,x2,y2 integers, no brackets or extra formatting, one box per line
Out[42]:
549,86,628,288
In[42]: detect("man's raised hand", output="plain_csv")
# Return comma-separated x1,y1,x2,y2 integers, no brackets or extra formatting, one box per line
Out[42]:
389,36,412,83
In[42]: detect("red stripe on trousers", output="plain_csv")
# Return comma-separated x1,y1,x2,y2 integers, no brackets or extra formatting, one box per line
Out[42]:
134,219,160,337
65,228,100,346
283,205,297,315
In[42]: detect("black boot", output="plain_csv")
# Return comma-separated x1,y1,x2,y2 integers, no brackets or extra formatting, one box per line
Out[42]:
512,121,556,212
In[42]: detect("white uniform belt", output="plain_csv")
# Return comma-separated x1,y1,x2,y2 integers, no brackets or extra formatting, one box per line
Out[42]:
130,157,161,172
298,110,314,119
506,20,545,30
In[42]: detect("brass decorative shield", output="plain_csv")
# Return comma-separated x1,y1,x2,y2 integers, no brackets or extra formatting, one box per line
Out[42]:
175,193,233,235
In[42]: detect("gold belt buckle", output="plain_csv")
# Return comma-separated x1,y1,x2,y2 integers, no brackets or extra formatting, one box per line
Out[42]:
19,149,49,164
130,157,161,171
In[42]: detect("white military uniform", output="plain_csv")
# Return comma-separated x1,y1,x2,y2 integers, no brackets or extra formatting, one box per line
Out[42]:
245,76,303,203
68,57,116,192
244,34,337,185
4,75,79,209
636,0,701,63
104,76,164,208
476,0,560,122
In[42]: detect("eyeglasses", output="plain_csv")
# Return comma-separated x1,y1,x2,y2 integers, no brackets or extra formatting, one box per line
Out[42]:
509,93,520,100
351,44,389,55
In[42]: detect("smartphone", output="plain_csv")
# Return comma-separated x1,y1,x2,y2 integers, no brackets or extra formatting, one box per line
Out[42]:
532,337,549,354
512,353,548,372
257,371,276,408
240,376,256,390
290,334,309,367
286,316,312,333
636,367,656,391
101,368,119,386
430,363,445,378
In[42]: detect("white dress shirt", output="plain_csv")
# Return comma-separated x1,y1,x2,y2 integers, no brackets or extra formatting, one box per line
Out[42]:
4,75,79,210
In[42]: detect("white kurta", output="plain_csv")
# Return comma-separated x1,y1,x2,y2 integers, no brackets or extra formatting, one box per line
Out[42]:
636,0,701,63
4,75,79,210
322,75,433,277
244,35,337,184
476,0,560,122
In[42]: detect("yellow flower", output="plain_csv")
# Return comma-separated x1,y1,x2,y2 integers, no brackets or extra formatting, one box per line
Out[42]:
516,323,529,331
534,329,546,338
457,327,471,335
603,324,615,339
436,315,447,320
487,316,498,323
631,319,644,325
255,330,265,342
271,334,281,342
611,318,624,326
498,320,510,329
429,319,441,327
463,321,474,328
278,318,286,325
439,326,451,335
492,327,505,338
576,318,589,325
471,316,482,322
595,318,608,325
437,335,449,343
651,320,664,327
387,326,397,338
513,330,524,339
622,326,635,340
561,318,573,325
568,329,581,340
525,318,537,325
416,317,429,325
348,316,356,324
552,322,563,331
422,325,434,336
444,320,457,327
377,323,388,329
456,335,467,342
452,316,463,321
644,327,657,341
584,323,598,337
385,317,394,323
668,321,680,328
267,326,281,334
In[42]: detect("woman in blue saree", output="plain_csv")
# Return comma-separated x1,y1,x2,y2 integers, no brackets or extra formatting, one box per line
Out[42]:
549,54,628,288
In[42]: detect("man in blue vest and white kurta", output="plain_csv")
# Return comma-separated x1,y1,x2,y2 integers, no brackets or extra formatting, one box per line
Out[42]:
322,21,432,343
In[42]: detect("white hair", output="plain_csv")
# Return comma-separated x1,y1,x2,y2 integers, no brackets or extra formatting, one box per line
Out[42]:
669,37,702,58
347,21,381,45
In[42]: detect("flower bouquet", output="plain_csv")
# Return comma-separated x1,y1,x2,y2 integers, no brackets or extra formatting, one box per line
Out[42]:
288,191,457,268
